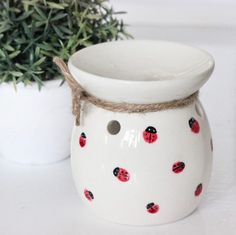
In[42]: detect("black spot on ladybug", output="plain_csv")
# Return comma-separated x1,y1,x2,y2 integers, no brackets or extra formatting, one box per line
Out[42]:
189,117,200,134
172,161,185,174
113,167,130,182
143,126,158,143
79,132,86,147
195,183,203,197
146,202,159,214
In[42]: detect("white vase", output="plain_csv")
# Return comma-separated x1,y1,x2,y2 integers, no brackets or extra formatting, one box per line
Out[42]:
68,40,215,225
0,79,73,164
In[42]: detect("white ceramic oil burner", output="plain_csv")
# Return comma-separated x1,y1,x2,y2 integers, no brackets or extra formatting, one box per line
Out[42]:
55,40,214,225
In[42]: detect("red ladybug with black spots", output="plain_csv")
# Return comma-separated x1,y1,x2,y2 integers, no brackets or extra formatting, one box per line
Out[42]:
79,132,86,147
84,189,94,201
143,126,158,143
113,167,130,182
172,161,185,174
189,118,200,134
195,183,203,196
146,202,159,214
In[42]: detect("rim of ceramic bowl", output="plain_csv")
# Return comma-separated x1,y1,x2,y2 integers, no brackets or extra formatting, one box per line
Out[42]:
68,40,215,104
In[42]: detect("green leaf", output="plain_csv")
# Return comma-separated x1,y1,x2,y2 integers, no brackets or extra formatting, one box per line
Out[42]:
86,14,102,20
38,43,53,51
35,46,40,57
35,21,46,27
59,26,72,35
0,74,9,83
51,13,67,21
47,2,67,10
33,57,46,66
9,71,24,77
15,10,34,21
34,5,47,20
52,25,64,38
21,21,32,38
15,63,28,71
9,50,21,59
0,49,5,58
3,44,15,52
40,50,53,57
32,74,44,90
0,24,11,34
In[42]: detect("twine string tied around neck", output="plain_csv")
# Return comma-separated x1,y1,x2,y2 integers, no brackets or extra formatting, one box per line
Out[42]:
53,57,199,126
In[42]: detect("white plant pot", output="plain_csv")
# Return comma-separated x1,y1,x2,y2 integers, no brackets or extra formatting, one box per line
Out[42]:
0,79,74,164
68,40,215,225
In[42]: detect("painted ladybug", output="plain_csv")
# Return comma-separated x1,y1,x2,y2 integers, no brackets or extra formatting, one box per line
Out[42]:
189,118,200,134
84,189,94,201
172,161,185,174
195,183,203,197
113,167,130,182
143,126,158,143
146,202,159,214
79,132,86,147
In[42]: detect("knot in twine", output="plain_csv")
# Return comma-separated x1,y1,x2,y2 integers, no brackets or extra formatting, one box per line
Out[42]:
53,57,199,126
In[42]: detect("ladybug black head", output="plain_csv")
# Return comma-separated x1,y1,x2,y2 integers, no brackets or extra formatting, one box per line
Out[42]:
180,162,185,168
81,132,86,138
175,161,185,167
188,118,195,127
145,126,157,134
197,183,202,190
146,202,154,209
113,167,120,177
89,191,94,199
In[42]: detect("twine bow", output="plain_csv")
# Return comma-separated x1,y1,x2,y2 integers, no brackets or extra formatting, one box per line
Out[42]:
53,57,199,126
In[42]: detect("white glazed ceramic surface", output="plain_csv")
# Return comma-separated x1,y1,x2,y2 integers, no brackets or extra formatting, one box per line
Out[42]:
0,80,73,164
69,40,214,225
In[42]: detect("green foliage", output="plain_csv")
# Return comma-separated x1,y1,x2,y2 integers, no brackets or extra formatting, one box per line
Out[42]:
0,0,130,89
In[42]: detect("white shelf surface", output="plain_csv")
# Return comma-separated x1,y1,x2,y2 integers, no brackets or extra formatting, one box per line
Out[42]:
1,18,236,235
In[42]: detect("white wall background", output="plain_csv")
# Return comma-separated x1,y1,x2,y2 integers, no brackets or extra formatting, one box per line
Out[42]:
110,0,236,27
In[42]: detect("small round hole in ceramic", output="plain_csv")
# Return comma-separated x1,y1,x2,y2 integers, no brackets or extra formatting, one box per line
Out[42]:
107,120,121,135
69,40,215,226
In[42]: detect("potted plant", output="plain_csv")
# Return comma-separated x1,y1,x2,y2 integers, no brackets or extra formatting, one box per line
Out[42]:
0,0,129,164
